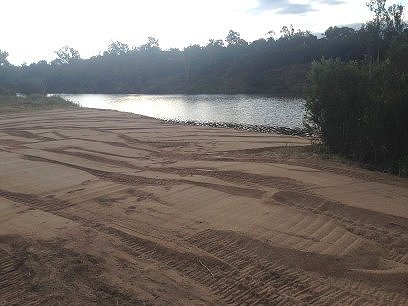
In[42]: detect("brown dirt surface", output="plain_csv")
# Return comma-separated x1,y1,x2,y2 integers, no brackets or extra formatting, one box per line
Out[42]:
0,108,407,305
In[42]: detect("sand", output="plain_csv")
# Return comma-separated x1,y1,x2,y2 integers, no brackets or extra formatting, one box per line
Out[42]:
0,108,407,305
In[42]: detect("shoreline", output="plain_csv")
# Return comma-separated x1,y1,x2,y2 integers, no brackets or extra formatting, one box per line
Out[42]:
66,104,310,137
160,118,309,137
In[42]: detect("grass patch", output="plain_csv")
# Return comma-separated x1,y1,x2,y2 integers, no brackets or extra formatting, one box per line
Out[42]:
0,94,79,113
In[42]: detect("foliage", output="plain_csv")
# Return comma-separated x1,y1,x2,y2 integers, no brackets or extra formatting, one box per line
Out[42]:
140,37,160,51
105,41,130,56
305,59,367,154
0,50,10,67
0,21,386,96
225,30,248,46
305,0,407,175
53,46,81,65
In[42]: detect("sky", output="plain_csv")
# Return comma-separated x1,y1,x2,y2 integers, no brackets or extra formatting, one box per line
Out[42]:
1,0,406,64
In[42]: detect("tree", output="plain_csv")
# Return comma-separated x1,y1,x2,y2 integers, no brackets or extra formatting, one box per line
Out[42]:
225,30,247,46
324,26,356,40
0,50,10,67
280,25,295,38
266,30,276,41
105,41,130,56
385,4,405,35
367,0,387,28
53,46,80,65
140,37,160,51
362,0,406,62
206,39,224,48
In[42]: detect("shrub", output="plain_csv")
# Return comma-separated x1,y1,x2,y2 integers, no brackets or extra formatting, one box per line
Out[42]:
305,34,408,175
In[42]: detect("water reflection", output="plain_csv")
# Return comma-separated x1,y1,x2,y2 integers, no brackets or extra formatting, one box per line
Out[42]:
60,94,306,128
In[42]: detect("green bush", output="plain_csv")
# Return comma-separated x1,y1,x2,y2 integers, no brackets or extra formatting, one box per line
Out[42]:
305,33,408,175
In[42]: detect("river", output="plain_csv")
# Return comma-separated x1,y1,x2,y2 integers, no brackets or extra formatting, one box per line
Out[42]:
60,94,306,129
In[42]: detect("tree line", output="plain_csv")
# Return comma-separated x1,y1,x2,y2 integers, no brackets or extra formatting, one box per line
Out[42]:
0,7,403,96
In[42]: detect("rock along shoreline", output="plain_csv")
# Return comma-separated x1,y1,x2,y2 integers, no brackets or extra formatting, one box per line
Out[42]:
161,119,310,137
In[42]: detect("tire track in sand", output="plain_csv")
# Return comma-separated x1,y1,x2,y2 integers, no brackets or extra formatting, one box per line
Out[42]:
271,190,408,265
22,154,265,199
188,229,408,305
1,184,406,304
0,239,39,306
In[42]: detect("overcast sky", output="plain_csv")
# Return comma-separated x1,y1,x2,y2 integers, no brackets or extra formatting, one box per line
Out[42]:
1,0,406,64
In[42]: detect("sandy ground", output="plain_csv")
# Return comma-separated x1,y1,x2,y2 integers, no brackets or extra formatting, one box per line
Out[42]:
0,108,407,305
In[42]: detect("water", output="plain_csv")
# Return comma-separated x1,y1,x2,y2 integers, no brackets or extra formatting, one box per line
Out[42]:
60,94,306,129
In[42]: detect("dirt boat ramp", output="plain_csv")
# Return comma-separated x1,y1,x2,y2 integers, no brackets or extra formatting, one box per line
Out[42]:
0,108,407,305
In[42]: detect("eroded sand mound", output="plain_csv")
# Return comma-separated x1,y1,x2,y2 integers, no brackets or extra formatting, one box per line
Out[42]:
0,109,407,305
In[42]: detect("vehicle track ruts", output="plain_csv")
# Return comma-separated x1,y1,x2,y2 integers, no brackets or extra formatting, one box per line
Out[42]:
0,139,28,148
33,148,311,195
89,224,308,305
70,137,160,152
1,130,55,142
1,184,406,304
45,148,307,190
44,148,144,170
272,191,408,265
55,146,150,160
51,131,69,139
0,187,349,305
41,215,243,305
0,189,77,212
223,147,407,186
0,192,230,305
188,229,408,305
22,154,171,186
152,166,310,191
117,133,190,149
0,234,148,305
22,154,266,198
0,241,38,306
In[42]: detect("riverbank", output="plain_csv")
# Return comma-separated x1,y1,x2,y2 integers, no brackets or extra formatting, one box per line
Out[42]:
0,94,78,113
161,119,310,137
0,107,407,305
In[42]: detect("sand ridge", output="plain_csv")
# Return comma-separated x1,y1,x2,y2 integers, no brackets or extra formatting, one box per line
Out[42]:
0,108,407,305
